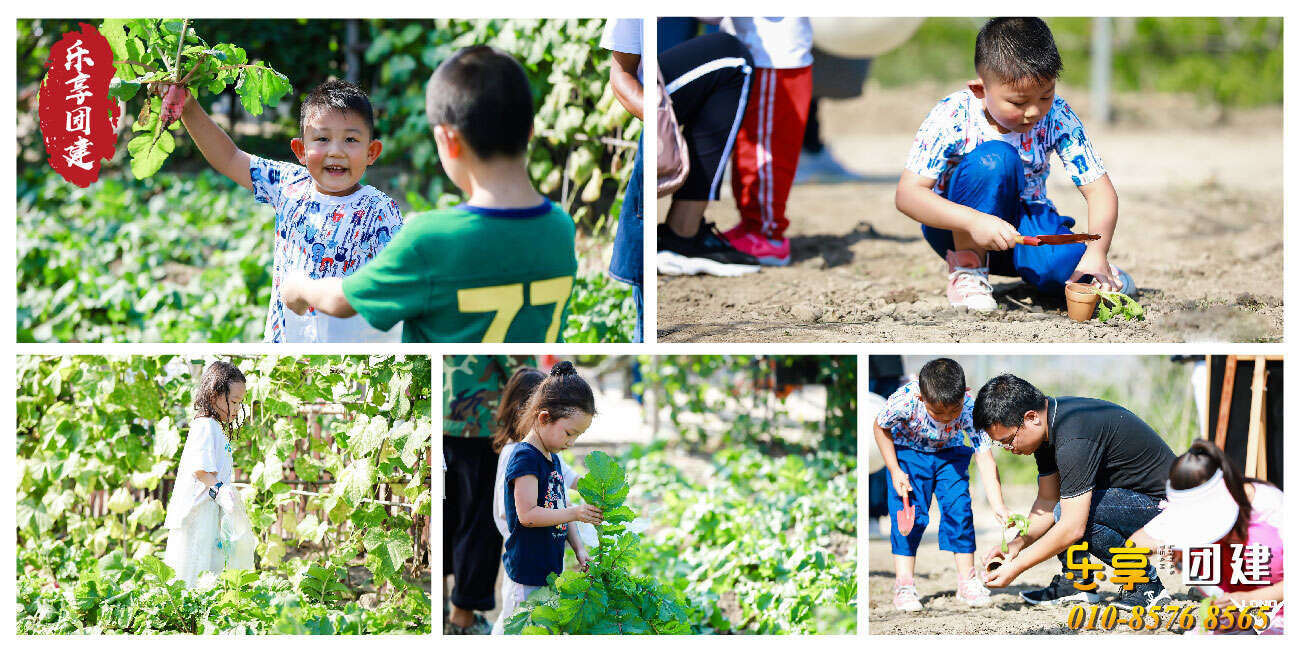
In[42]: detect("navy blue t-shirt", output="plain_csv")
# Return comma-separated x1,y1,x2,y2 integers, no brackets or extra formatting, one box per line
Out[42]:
503,441,568,586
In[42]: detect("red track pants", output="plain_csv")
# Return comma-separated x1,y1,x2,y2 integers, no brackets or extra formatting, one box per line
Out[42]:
730,65,813,239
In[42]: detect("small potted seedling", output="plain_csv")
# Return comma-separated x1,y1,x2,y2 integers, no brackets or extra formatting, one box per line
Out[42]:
985,514,1030,572
1064,283,1144,323
1064,283,1102,321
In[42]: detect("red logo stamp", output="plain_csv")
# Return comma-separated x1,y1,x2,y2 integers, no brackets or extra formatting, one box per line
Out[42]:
39,23,119,187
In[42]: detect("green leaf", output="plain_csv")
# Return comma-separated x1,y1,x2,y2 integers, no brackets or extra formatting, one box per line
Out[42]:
399,421,430,468
348,414,389,458
553,569,590,596
602,505,635,525
363,526,413,586
251,448,283,490
127,131,175,179
295,513,327,544
106,487,133,514
235,65,291,115
332,458,373,507
576,450,628,510
152,417,180,459
139,554,175,583
294,454,321,482
127,499,165,529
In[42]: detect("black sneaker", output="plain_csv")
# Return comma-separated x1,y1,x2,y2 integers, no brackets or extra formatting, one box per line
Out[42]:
1020,574,1102,605
1113,586,1172,612
444,612,491,635
657,221,761,276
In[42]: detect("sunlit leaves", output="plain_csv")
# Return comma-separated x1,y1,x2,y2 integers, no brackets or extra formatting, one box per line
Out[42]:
16,354,432,632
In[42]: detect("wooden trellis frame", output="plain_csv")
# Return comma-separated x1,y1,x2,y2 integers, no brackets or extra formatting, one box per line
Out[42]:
1204,354,1282,479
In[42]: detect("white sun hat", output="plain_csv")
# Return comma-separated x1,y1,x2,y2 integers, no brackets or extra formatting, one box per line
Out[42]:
1143,469,1240,548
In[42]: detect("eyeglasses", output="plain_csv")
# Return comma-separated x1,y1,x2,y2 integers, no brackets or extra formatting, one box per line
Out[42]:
993,424,1022,451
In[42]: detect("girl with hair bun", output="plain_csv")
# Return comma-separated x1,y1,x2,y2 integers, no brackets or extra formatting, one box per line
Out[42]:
490,366,586,633
1130,439,1284,633
494,361,602,633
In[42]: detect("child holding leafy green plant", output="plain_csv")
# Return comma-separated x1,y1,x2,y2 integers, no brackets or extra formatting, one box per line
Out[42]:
169,77,404,344
874,358,1009,611
490,365,588,634
162,360,255,587
497,361,602,632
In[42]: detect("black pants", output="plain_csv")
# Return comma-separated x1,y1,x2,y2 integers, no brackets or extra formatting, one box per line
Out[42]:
443,436,502,611
660,32,754,201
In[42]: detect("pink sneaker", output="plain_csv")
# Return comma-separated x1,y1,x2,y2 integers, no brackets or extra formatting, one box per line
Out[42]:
723,225,791,266
945,250,997,312
956,568,992,607
893,579,923,612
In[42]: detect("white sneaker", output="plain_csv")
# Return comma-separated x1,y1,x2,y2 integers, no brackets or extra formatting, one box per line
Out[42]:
894,581,924,612
956,569,992,607
945,249,998,312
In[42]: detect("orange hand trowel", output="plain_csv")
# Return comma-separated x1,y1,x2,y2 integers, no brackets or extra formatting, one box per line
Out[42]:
1014,233,1101,246
897,491,916,535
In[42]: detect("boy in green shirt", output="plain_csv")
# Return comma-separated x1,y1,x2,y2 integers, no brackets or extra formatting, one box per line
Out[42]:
281,46,577,343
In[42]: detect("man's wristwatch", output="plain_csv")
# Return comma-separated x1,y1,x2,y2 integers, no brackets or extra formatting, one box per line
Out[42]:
209,481,223,500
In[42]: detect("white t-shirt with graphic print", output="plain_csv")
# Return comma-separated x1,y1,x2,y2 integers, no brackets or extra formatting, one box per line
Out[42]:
905,89,1106,213
249,155,404,343
876,380,991,454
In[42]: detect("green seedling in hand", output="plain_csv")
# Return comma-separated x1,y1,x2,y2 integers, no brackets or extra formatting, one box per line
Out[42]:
1095,290,1145,323
1000,514,1029,554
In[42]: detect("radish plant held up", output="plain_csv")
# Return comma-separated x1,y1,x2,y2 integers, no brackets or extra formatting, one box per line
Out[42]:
504,451,693,634
99,19,291,179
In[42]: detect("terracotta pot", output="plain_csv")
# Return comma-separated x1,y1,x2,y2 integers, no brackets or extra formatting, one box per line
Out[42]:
1064,282,1100,322
984,558,1003,573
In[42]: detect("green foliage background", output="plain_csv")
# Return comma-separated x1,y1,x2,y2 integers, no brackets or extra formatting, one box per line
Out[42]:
622,444,857,634
17,18,637,342
873,18,1283,115
16,355,433,634
641,355,857,455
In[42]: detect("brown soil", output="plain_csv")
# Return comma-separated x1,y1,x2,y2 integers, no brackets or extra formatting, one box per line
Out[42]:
658,84,1283,342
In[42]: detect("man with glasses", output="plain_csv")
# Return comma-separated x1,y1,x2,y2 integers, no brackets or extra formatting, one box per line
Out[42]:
972,373,1177,612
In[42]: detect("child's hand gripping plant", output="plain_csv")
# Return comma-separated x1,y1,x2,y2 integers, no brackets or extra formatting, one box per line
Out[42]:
99,19,291,178
1095,290,1144,323
504,451,694,635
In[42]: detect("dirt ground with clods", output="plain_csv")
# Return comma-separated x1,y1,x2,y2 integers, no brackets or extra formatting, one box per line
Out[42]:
657,83,1283,343
867,485,1198,635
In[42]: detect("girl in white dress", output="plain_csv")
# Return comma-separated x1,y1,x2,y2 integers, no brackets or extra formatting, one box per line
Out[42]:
162,360,256,587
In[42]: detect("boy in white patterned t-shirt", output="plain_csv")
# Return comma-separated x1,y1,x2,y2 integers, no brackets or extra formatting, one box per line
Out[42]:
895,18,1134,312
174,79,402,342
